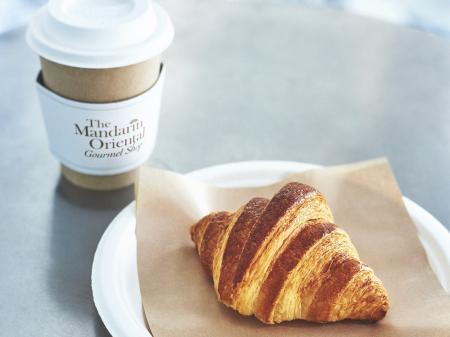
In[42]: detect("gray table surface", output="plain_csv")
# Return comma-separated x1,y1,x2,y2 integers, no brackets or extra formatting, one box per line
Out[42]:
1,1,449,336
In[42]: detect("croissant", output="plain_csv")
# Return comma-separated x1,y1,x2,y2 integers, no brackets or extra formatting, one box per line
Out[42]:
190,182,389,324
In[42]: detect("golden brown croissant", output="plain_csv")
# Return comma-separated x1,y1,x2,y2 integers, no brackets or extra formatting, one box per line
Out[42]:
190,182,389,324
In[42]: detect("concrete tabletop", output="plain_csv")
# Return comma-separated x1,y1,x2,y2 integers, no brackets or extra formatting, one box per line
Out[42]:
1,1,449,336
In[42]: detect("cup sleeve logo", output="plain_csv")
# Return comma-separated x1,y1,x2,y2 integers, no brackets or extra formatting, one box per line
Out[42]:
74,118,146,159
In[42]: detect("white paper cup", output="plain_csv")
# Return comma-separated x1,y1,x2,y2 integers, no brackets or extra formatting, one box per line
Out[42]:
27,0,174,190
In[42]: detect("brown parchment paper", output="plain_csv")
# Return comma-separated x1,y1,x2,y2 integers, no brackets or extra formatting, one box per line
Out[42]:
136,158,450,337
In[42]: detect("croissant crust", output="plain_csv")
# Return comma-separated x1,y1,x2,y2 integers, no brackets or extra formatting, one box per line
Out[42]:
190,182,389,324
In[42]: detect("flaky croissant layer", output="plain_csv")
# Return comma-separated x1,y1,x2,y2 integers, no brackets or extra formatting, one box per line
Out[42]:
191,182,389,324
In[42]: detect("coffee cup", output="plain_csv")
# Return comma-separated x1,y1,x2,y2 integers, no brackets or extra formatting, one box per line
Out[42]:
27,0,174,190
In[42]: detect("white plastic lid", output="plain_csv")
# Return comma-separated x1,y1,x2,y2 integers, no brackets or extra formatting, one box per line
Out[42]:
27,0,174,69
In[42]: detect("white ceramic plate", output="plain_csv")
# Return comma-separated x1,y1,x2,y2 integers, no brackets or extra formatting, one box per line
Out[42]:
92,161,450,337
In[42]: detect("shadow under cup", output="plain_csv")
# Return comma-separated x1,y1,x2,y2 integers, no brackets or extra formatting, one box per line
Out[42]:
40,56,161,191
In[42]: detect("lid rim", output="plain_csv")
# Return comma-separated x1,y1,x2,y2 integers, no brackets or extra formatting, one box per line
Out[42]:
27,2,174,69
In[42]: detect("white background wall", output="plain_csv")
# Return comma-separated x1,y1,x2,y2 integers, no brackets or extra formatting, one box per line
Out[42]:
1,0,450,37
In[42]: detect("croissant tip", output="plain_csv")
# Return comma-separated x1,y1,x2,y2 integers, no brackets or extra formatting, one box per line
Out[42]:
372,309,388,321
190,224,196,240
348,299,389,323
371,303,389,321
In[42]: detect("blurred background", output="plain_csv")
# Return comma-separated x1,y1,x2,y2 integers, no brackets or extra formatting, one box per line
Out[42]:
2,0,450,38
